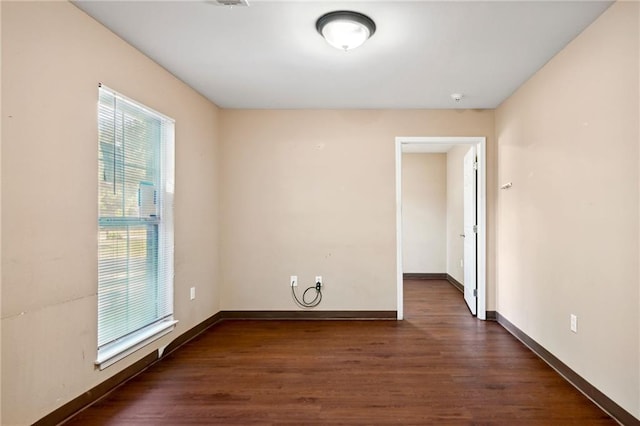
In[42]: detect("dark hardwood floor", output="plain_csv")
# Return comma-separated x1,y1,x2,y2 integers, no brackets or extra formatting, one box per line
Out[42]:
64,280,615,425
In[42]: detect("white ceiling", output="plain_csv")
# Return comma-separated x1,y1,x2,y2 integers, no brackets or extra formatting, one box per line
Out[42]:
73,0,612,109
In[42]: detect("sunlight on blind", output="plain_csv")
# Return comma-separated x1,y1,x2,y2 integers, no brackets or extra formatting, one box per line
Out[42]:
97,85,174,355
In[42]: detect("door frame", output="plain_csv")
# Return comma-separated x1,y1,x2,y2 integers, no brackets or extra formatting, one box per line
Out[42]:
395,136,487,320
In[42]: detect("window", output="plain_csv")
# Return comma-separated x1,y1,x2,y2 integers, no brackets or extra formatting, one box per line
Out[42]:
96,84,176,369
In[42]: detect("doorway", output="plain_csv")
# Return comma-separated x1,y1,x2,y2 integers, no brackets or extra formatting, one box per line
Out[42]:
395,136,487,320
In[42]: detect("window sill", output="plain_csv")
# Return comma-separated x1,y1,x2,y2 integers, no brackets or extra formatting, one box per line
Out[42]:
95,319,178,370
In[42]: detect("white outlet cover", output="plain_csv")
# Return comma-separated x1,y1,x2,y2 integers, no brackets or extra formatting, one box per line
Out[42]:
190,287,196,300
570,314,577,333
290,275,298,287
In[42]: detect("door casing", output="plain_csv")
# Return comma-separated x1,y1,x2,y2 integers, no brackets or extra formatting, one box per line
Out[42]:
395,136,487,320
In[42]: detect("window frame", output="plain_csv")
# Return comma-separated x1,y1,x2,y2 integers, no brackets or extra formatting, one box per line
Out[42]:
95,84,176,370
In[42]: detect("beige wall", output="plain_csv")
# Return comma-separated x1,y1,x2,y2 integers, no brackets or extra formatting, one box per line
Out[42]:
0,2,3,422
495,1,639,419
401,154,446,273
220,109,496,311
1,2,221,425
446,145,468,284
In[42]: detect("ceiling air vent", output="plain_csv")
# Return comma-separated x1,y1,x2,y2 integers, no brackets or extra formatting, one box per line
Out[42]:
210,0,249,6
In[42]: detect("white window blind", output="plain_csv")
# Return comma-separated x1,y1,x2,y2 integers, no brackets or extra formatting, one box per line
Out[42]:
97,84,175,368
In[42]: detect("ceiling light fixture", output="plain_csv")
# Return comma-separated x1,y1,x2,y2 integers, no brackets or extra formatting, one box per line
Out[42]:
316,11,376,51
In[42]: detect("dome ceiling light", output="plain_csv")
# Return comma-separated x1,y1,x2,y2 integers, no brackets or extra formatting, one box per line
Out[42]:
316,11,376,51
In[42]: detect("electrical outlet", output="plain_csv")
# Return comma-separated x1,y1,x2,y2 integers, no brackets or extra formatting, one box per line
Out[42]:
190,286,196,300
570,314,577,333
290,275,298,287
460,259,464,268
315,276,323,287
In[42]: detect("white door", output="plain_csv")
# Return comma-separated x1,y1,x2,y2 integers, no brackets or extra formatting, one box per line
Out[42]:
463,146,477,315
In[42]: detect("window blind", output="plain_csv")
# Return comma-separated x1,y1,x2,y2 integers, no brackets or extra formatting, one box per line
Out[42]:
97,85,175,363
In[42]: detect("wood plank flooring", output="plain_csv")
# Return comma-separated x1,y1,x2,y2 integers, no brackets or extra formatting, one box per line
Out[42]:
64,280,615,425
